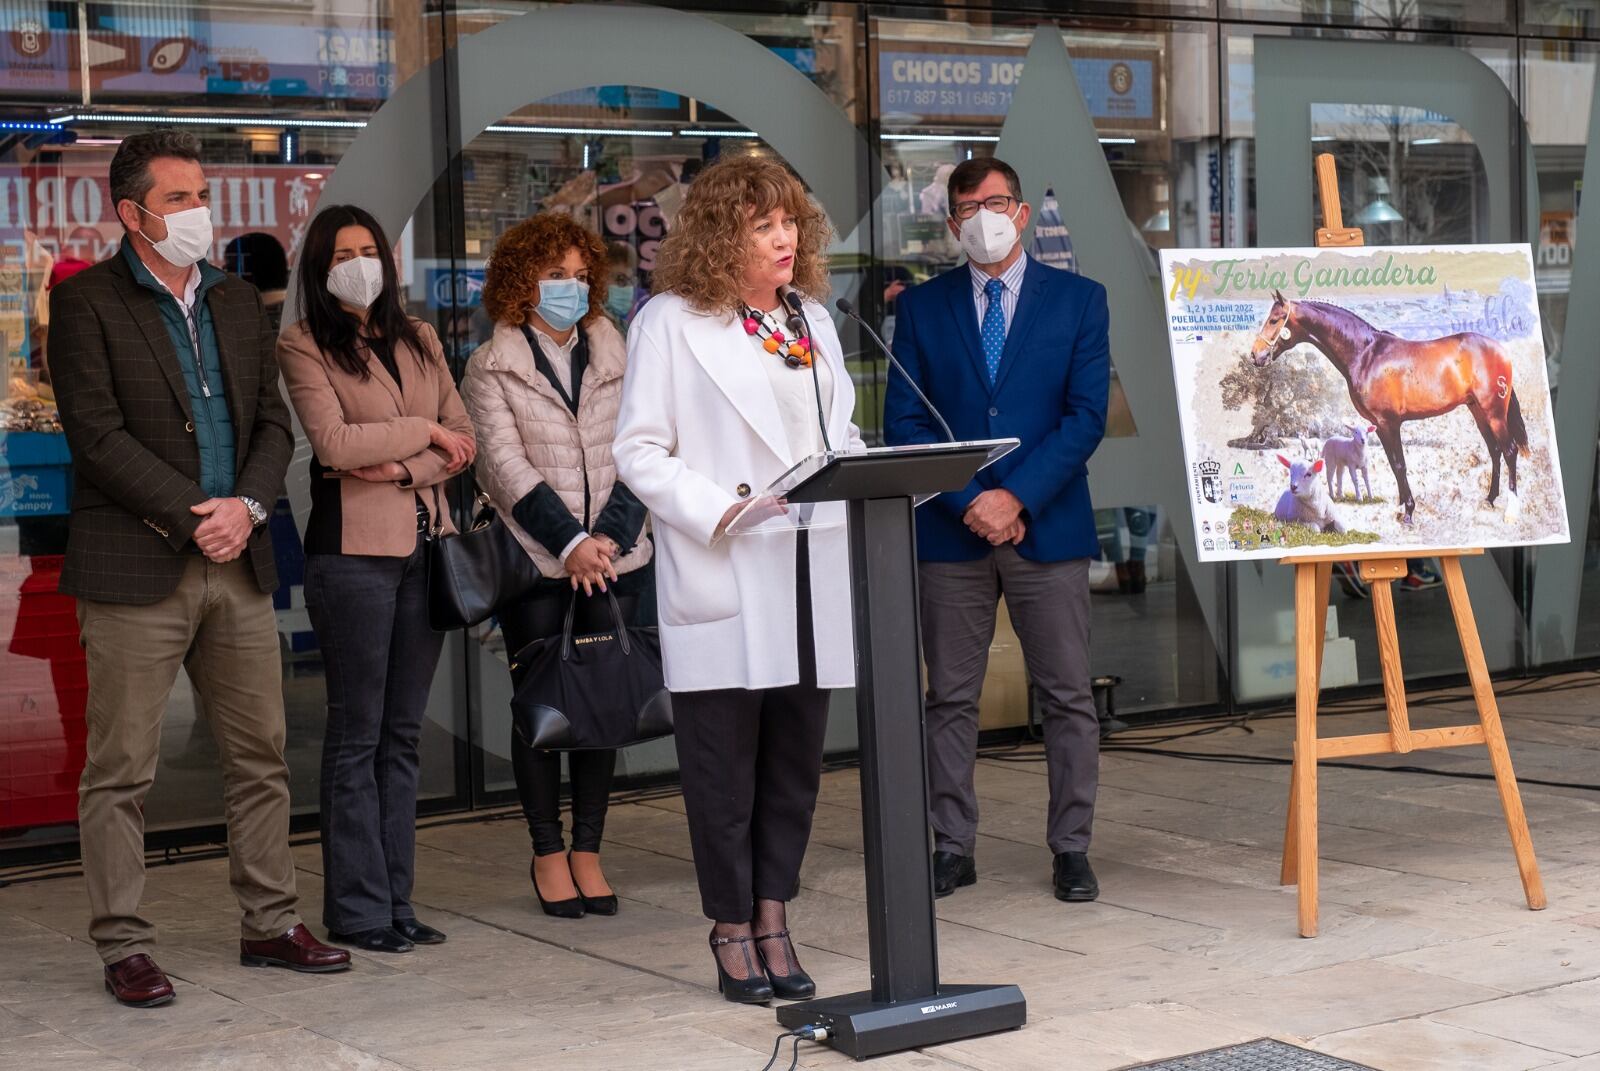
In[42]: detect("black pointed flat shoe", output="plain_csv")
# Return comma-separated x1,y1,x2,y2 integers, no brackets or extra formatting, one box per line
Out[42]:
326,927,414,953
392,918,447,945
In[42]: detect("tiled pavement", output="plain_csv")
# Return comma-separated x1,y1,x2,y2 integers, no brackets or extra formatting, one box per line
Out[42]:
3,672,1599,1070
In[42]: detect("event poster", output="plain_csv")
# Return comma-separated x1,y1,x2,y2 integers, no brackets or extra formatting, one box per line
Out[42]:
1158,244,1569,562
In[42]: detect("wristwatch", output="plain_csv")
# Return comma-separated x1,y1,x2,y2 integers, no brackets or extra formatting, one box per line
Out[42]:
238,496,268,528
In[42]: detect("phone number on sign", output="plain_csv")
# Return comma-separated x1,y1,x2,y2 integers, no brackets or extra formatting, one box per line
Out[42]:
883,87,1013,111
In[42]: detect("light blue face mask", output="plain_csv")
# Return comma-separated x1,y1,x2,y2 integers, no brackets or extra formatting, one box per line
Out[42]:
536,278,589,330
604,284,635,322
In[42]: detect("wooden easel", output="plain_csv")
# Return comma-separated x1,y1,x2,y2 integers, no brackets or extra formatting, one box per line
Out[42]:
1277,155,1547,937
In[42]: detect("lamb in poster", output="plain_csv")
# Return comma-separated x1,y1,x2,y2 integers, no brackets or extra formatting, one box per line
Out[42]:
1273,455,1344,534
1248,290,1528,526
1320,424,1376,503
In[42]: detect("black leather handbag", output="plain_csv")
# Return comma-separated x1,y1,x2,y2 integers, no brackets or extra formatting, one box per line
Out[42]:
426,494,542,632
510,591,673,751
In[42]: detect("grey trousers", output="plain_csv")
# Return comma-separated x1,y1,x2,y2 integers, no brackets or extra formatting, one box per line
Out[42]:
919,549,1097,857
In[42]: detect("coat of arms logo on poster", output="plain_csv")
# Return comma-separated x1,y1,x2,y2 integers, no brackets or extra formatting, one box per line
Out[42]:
1158,244,1569,562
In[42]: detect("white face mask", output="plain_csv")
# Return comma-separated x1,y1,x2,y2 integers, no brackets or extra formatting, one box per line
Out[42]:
326,256,386,310
135,203,213,268
958,204,1022,266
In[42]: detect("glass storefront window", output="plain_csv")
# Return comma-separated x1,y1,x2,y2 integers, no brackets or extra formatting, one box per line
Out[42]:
2,0,1597,849
0,0,468,843
1222,0,1515,36
1522,0,1600,37
1223,26,1526,701
443,2,871,798
870,15,1224,717
1525,39,1600,657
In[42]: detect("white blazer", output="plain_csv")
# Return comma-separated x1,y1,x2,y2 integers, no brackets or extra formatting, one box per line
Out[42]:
615,292,864,692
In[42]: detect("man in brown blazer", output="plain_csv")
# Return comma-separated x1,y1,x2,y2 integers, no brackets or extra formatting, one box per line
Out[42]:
50,130,349,1008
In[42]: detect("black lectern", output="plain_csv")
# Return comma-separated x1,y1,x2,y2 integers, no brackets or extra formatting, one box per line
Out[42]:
730,440,1026,1060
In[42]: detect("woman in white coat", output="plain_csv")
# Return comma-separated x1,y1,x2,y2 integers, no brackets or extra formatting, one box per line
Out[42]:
614,156,862,1005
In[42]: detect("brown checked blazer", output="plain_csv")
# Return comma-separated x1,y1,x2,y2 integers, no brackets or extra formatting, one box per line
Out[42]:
49,250,294,605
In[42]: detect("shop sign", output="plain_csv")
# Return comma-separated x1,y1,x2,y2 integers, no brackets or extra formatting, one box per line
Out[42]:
878,44,1158,127
1537,211,1573,269
0,7,73,93
0,163,329,273
0,13,394,100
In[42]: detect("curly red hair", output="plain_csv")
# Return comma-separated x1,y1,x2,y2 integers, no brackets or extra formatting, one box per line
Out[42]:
483,212,609,327
651,155,832,316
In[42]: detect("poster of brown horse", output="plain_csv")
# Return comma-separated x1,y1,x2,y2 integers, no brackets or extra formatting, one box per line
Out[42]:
1158,244,1569,563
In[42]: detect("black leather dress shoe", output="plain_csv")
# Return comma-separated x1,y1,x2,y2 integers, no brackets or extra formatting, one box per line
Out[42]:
1052,851,1099,902
104,954,174,1007
392,918,447,945
327,926,414,953
932,851,977,899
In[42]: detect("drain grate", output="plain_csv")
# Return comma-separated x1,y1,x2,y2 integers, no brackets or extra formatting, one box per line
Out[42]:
1123,1039,1379,1070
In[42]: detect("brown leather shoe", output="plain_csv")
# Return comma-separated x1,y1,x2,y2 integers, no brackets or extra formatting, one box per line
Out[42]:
239,924,352,973
104,954,175,1008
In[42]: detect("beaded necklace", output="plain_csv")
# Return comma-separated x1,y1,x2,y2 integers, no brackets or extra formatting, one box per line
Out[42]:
740,304,812,368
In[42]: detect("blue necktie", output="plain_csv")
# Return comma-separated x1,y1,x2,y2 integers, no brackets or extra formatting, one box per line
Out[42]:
981,277,1005,385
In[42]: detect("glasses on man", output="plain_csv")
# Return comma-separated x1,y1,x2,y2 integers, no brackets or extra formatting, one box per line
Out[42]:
950,195,1018,221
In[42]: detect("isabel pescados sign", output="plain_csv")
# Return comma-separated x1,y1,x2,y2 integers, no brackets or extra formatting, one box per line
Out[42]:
1160,244,1570,562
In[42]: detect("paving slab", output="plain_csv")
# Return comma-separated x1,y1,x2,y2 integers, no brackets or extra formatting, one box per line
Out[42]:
1,676,1596,1070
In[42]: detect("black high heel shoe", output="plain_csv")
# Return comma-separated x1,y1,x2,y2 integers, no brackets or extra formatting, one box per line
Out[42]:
531,856,584,919
709,931,774,1004
569,851,617,917
754,928,816,1000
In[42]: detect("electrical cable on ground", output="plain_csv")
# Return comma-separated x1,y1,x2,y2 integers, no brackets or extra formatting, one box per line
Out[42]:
755,1025,827,1071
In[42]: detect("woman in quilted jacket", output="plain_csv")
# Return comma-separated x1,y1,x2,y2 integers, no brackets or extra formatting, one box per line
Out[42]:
460,213,653,920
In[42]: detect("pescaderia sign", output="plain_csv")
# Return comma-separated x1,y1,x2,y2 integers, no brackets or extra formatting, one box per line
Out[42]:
1160,244,1569,563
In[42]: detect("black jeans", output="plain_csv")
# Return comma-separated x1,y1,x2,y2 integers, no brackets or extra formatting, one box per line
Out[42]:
305,533,443,932
671,531,831,923
500,567,651,857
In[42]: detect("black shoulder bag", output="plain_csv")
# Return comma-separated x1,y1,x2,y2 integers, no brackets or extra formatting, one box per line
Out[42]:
426,491,544,632
509,590,673,750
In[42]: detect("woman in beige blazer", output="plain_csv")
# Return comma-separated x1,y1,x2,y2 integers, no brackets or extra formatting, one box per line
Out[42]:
279,204,476,956
461,213,652,920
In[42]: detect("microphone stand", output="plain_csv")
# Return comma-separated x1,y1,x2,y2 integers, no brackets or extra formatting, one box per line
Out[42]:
836,298,955,443
783,291,834,454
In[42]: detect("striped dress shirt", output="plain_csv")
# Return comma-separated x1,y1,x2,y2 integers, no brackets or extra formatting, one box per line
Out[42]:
969,253,1028,338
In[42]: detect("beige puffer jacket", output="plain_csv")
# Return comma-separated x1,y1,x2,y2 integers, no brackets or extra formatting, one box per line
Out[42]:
460,316,652,581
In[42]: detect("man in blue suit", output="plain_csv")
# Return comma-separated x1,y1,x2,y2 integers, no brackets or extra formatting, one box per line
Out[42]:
885,157,1110,903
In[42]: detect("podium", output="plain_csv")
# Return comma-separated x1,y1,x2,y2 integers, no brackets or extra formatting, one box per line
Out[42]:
729,439,1028,1060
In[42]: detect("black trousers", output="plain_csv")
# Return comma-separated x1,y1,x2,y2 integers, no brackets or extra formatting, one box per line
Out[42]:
672,532,831,923
500,569,649,857
306,533,443,932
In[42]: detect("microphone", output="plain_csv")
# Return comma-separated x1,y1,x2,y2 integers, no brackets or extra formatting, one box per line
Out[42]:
782,289,834,454
836,297,955,442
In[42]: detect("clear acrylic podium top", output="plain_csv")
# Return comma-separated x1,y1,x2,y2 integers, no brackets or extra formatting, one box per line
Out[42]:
722,439,1019,538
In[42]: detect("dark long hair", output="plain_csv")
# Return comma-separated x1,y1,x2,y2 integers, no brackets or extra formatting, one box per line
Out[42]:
298,204,424,379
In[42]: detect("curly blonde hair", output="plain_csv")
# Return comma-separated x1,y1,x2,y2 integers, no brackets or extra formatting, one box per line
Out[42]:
483,212,609,327
651,155,832,316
